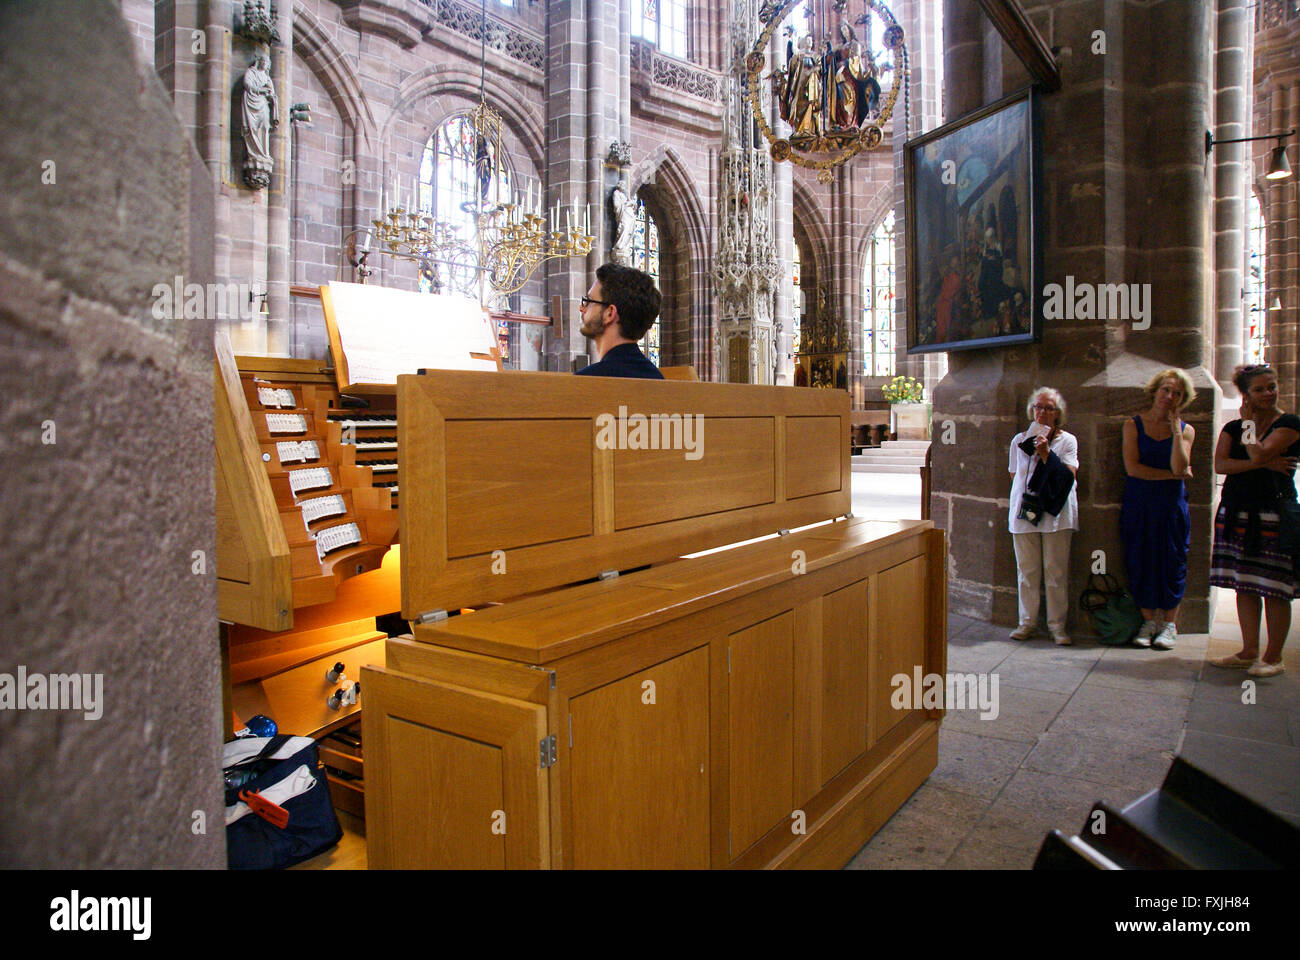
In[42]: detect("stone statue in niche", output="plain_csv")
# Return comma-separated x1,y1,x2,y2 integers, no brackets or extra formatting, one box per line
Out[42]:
610,180,636,265
241,49,279,189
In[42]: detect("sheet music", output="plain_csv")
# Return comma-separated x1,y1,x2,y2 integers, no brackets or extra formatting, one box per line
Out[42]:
326,281,498,384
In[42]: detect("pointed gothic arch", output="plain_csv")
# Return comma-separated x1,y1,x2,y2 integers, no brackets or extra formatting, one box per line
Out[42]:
629,146,712,374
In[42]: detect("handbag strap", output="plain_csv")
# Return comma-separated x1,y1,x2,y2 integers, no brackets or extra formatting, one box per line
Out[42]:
227,734,293,769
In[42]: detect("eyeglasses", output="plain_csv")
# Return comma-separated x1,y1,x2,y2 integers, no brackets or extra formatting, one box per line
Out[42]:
580,296,612,310
1033,404,1058,412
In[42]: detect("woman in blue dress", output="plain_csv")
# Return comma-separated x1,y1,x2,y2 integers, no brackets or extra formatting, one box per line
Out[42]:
1120,369,1196,649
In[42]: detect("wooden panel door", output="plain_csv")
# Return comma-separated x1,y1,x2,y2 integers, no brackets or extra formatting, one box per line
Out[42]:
728,611,795,859
870,555,927,744
567,646,710,868
361,666,549,869
820,578,869,783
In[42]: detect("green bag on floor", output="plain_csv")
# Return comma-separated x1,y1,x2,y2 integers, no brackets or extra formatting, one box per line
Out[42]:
1079,573,1144,646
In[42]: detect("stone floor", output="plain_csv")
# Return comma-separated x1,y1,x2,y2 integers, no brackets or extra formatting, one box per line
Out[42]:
845,595,1300,869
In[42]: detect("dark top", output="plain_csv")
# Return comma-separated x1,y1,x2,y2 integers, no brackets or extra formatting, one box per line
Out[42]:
1221,413,1300,507
574,342,664,379
1026,450,1076,517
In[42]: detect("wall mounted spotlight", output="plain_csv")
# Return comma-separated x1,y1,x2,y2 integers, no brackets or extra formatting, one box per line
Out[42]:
1206,127,1295,181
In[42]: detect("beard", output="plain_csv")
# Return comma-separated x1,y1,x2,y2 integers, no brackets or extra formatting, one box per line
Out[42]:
579,314,604,339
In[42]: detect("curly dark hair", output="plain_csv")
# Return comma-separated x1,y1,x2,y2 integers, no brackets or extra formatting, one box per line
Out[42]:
1232,363,1274,395
596,262,662,341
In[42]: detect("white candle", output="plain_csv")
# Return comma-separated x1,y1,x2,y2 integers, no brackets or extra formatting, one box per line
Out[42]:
584,204,590,235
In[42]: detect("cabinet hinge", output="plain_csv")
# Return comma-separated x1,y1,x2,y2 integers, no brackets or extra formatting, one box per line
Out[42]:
598,568,620,581
568,714,573,749
414,609,448,624
540,734,557,769
727,647,731,674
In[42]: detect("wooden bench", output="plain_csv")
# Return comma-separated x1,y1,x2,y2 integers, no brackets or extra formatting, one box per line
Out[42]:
361,372,946,868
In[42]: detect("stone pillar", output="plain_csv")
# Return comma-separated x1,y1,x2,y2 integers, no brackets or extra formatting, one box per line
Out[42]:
265,0,292,354
1213,0,1250,395
930,0,1221,633
0,0,222,867
545,0,626,372
1255,1,1300,410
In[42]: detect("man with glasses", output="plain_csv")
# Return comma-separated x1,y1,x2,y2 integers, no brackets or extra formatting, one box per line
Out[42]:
574,263,664,379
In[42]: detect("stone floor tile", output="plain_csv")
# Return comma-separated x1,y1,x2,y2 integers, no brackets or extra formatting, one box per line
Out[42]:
1022,728,1176,793
1179,730,1300,818
928,728,1032,801
941,683,1070,744
945,642,1015,675
1185,695,1293,746
985,652,1093,695
943,834,1039,870
1052,683,1190,749
952,620,1024,645
964,768,1110,853
1086,652,1201,699
844,783,987,870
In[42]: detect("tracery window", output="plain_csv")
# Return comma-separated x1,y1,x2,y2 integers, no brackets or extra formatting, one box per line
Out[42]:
1247,192,1267,365
791,244,802,355
630,197,662,366
862,211,896,377
417,114,513,291
632,0,688,59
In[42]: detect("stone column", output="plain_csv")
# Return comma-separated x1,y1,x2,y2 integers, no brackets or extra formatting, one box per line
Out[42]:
265,0,292,354
544,0,625,372
1255,0,1300,409
930,0,1221,632
1213,0,1250,395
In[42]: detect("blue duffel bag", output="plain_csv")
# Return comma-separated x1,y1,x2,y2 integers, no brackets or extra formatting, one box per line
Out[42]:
223,734,343,870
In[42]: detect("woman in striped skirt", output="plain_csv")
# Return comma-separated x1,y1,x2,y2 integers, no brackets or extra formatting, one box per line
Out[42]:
1209,364,1300,677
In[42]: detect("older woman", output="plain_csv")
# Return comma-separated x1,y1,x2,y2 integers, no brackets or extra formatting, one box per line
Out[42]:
1209,364,1300,677
1121,369,1196,649
1008,387,1080,644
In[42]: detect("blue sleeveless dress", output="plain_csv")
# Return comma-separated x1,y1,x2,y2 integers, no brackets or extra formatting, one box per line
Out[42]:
1120,415,1190,610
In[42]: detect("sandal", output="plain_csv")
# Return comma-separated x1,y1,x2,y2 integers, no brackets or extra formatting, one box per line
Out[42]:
1209,653,1256,669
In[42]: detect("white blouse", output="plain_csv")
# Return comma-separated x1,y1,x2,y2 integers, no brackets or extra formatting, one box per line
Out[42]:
1007,429,1079,534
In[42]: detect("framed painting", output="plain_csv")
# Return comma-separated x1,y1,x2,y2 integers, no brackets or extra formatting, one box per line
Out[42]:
904,87,1042,353
794,351,849,391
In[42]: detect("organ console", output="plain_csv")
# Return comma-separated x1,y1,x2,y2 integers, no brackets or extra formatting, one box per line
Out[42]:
215,280,502,824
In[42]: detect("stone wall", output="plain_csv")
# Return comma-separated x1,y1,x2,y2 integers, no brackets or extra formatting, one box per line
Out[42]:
933,0,1222,634
0,0,223,867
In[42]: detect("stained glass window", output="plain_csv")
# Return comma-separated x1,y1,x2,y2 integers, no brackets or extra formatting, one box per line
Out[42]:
791,244,802,356
418,114,512,292
1247,192,1267,366
630,197,662,366
862,211,896,377
632,0,688,59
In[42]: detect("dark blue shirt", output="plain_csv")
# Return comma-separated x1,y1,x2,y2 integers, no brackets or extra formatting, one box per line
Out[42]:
574,342,664,379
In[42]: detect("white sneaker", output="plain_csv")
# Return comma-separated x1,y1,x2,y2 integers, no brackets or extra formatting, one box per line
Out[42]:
1134,619,1158,648
1152,622,1177,650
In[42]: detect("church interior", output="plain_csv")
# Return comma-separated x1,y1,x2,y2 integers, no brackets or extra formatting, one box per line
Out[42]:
1,0,1298,876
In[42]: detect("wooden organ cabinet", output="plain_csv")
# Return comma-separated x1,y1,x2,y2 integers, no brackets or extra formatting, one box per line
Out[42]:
214,333,402,817
362,372,947,868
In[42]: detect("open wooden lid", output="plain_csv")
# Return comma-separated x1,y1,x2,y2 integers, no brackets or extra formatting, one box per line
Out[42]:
398,370,851,619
